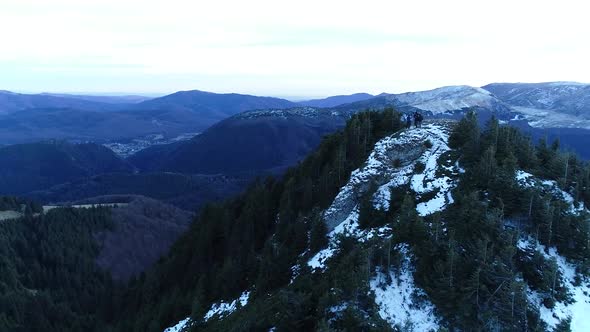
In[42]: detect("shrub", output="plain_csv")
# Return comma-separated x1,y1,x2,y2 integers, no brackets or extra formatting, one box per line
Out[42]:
414,161,426,173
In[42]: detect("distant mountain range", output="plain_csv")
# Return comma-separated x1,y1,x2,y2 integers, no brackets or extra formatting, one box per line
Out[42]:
135,89,297,120
129,107,343,174
482,82,590,129
0,90,128,114
0,89,298,145
40,93,152,104
298,93,374,107
2,81,590,207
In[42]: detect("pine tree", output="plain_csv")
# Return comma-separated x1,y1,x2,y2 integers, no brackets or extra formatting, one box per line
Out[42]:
309,213,328,253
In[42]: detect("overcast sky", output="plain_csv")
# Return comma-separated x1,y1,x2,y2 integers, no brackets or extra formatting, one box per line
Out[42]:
1,0,589,98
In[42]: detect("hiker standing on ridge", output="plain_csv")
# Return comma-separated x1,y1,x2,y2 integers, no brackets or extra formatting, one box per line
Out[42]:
405,113,412,129
413,111,424,128
418,112,423,127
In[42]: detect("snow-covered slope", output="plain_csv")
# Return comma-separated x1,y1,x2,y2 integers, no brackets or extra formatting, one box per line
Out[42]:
518,238,590,331
305,120,589,331
323,121,460,231
483,82,590,129
160,117,590,331
515,171,590,331
384,85,504,114
162,291,251,332
371,244,440,331
306,121,460,330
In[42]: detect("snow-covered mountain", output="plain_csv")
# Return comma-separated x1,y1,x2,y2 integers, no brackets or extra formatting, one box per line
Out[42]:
332,82,590,131
385,85,506,114
482,82,590,129
299,93,374,108
163,119,590,331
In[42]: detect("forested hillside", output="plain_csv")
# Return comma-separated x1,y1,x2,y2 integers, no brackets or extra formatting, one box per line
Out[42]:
119,111,590,331
2,109,590,331
0,207,115,331
112,108,403,331
0,141,132,194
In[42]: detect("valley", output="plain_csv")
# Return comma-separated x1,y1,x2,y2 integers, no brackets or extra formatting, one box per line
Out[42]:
3,1,588,330
1,84,590,332
103,132,200,158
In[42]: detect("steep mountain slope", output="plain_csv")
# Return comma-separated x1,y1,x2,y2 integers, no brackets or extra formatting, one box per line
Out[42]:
110,110,403,332
0,141,132,194
299,93,374,108
483,82,590,129
94,196,194,281
0,207,116,331
129,107,345,174
135,113,590,332
3,110,590,331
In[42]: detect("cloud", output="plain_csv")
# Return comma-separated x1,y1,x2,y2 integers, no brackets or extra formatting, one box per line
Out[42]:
0,0,588,95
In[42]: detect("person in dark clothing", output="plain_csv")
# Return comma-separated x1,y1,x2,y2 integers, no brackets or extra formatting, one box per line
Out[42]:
405,113,412,129
414,111,424,128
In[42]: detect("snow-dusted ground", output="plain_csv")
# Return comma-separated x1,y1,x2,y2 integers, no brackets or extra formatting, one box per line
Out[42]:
161,291,251,331
311,122,458,272
203,291,251,322
373,123,458,217
370,244,440,331
408,125,458,216
307,123,454,329
308,209,392,271
163,317,190,332
0,210,22,221
235,107,320,119
515,169,590,331
511,106,590,130
42,203,129,213
518,238,590,331
515,170,588,215
325,122,458,233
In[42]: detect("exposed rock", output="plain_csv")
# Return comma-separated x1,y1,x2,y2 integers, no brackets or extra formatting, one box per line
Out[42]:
323,120,455,231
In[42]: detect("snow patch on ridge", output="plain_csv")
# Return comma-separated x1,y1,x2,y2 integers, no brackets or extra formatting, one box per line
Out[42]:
408,124,458,216
163,317,190,332
515,170,588,215
314,122,459,271
370,244,440,331
518,238,590,331
203,291,251,322
308,209,393,271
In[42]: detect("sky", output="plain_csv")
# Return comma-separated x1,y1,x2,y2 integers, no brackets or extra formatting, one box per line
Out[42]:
1,0,589,98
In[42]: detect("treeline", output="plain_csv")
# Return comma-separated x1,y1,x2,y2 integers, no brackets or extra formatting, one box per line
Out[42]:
0,207,114,332
109,109,403,331
0,196,43,213
114,111,590,331
4,110,589,331
361,112,590,330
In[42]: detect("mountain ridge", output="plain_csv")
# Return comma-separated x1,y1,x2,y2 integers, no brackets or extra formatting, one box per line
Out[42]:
299,93,374,108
